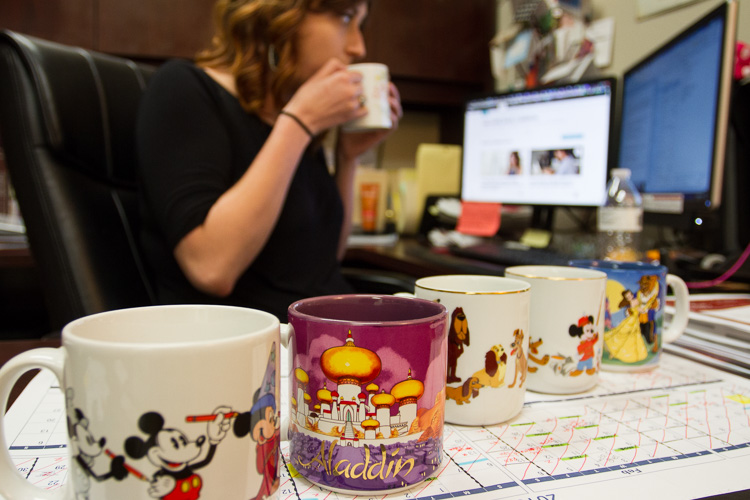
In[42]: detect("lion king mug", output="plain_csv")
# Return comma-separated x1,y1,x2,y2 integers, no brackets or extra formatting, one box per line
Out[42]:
569,260,690,371
413,275,530,426
505,265,607,394
0,305,280,500
282,294,447,495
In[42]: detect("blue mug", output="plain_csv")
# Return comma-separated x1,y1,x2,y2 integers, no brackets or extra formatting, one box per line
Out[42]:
569,260,689,371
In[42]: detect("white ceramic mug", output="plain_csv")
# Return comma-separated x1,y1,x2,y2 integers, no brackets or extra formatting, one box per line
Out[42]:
413,275,531,426
569,260,690,371
343,63,392,131
505,265,607,395
0,305,280,500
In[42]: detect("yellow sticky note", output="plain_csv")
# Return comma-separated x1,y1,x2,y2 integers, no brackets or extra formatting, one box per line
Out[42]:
520,228,552,248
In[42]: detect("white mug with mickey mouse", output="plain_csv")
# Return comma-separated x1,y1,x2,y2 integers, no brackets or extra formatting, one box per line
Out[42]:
0,304,280,499
505,265,608,395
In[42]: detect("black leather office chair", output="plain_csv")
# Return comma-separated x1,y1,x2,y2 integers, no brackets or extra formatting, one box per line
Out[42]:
0,30,157,332
0,30,416,334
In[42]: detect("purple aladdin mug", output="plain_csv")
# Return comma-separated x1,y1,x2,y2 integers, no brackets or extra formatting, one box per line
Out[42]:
282,294,447,495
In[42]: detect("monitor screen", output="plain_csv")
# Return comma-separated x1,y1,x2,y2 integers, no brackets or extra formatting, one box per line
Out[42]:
460,78,615,207
617,1,737,214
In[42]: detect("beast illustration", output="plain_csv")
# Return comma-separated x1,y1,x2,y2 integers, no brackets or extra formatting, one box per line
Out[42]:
637,275,660,345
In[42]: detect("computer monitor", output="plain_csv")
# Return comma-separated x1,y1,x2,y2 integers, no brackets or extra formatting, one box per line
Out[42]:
460,78,615,211
617,1,738,215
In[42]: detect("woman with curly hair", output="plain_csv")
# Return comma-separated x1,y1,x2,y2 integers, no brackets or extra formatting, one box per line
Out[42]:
136,0,401,319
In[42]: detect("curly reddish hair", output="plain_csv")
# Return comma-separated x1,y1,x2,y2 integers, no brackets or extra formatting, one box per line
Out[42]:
196,0,368,113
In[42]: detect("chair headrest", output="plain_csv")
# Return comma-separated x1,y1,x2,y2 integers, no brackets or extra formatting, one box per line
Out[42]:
0,30,155,186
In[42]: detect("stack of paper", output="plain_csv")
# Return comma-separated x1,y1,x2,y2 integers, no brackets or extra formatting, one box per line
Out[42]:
665,293,750,377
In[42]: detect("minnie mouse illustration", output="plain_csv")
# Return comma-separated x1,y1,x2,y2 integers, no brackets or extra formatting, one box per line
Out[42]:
124,408,231,499
569,315,598,376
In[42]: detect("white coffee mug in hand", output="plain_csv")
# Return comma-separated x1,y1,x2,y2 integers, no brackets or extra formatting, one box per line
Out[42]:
0,305,280,500
343,63,392,131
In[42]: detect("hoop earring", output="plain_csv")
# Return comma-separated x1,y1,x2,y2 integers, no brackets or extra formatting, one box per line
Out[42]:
267,44,279,72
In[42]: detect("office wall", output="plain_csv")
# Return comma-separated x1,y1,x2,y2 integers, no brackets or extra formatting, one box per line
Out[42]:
592,0,750,77
377,1,750,181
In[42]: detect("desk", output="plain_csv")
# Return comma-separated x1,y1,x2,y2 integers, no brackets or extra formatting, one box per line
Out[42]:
345,237,750,292
345,238,506,277
3,340,750,499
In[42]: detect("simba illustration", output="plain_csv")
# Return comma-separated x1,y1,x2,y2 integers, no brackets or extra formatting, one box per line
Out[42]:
472,344,507,388
446,377,482,405
507,329,527,389
447,307,470,383
527,338,550,373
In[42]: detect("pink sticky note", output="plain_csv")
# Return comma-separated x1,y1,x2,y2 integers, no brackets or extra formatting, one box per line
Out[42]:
456,202,501,236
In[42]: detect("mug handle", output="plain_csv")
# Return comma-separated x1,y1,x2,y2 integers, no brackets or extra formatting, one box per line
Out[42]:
278,325,293,441
0,348,67,500
280,324,292,347
662,274,690,344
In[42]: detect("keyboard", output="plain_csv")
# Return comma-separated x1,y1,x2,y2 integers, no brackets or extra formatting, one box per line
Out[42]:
449,242,576,267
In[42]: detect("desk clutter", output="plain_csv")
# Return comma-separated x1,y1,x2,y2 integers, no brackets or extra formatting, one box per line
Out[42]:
6,342,750,499
3,267,750,498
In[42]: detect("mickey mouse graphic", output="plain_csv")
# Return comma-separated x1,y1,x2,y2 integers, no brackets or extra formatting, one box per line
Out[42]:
569,315,599,376
124,408,232,499
233,343,279,500
67,405,129,500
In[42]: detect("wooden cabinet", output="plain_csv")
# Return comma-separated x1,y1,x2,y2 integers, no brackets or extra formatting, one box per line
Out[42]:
96,0,215,59
0,0,96,49
364,0,497,107
3,0,495,108
1,0,214,59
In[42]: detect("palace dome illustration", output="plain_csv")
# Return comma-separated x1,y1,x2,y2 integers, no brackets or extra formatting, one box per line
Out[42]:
295,368,309,385
361,419,379,430
371,390,396,407
317,383,333,403
366,383,379,393
320,331,381,384
391,369,424,402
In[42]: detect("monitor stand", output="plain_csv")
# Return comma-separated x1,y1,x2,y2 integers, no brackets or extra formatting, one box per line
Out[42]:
531,206,556,233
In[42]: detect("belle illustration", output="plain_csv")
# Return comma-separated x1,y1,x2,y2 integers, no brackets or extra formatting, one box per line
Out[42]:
603,288,649,363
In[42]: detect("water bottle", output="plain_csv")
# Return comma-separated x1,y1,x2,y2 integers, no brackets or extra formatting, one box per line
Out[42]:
597,168,643,261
